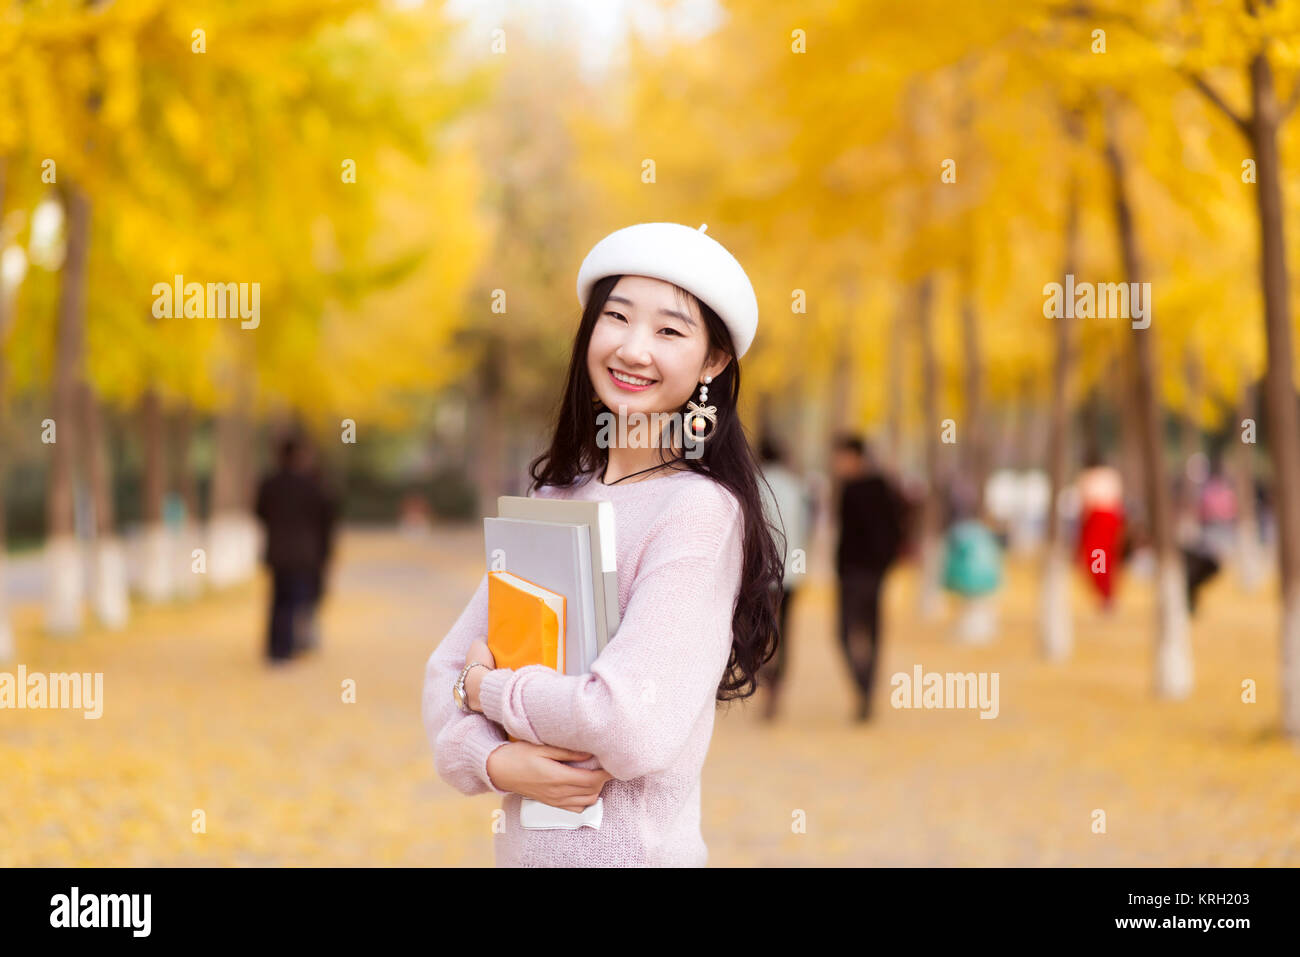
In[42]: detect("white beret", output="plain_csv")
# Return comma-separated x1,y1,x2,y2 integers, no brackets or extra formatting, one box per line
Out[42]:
576,222,759,359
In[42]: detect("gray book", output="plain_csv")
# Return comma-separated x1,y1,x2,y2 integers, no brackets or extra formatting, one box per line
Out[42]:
483,517,597,673
496,495,620,653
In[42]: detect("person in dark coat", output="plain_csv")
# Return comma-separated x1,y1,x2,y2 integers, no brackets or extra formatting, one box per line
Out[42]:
254,432,337,663
833,435,907,722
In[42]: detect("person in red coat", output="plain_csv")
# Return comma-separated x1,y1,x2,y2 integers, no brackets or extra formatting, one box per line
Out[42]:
1075,453,1125,610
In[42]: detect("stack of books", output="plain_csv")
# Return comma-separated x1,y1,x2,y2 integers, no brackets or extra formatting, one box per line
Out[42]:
482,494,620,830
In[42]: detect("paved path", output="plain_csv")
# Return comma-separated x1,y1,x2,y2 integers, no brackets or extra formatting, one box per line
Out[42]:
3,524,1298,865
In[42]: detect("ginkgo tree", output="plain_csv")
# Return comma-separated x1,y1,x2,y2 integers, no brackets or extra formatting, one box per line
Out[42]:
1057,0,1300,736
1,0,491,633
579,0,1292,716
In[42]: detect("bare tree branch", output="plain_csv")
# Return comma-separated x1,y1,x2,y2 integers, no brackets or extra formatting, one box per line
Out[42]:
1184,70,1253,138
1050,2,1259,137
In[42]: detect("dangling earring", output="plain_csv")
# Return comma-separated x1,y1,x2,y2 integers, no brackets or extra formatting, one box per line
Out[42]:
686,375,717,441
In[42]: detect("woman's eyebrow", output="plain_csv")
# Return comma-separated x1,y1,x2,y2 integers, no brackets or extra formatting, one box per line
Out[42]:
607,294,697,329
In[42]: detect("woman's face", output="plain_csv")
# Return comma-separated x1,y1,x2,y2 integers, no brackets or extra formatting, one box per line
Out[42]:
586,275,727,418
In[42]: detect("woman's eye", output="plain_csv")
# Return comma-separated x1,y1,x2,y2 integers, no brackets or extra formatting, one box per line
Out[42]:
604,311,679,336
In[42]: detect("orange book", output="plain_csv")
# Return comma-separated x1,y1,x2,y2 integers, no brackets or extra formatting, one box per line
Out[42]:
487,571,566,743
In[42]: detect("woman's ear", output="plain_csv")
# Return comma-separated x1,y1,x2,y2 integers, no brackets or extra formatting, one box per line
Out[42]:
703,350,731,382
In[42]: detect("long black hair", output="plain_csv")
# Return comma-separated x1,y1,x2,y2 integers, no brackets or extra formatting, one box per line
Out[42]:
527,274,784,704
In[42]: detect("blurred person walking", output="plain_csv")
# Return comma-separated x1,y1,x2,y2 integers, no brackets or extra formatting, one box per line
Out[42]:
1198,461,1237,558
254,432,337,664
941,515,1003,643
300,449,338,654
833,435,906,722
756,434,815,721
1076,448,1125,611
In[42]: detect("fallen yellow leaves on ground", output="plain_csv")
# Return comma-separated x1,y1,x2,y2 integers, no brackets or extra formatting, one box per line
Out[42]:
2,527,1298,866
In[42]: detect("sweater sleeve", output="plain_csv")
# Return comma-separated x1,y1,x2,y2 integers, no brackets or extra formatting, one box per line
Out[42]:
421,571,512,797
477,486,744,781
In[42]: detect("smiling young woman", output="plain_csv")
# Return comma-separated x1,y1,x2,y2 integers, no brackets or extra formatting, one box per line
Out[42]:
422,222,784,867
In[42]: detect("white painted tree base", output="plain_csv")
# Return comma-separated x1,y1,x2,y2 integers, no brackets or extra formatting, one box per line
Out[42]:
1154,556,1193,698
138,522,173,603
207,514,245,587
44,535,84,636
918,536,946,621
1236,523,1266,592
207,512,261,585
1040,547,1073,661
0,615,12,664
239,513,262,581
1009,519,1042,556
0,560,13,662
172,521,205,599
1128,545,1156,581
955,594,998,644
91,537,130,631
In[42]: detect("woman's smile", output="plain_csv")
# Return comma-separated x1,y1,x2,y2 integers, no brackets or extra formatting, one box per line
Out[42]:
608,367,657,391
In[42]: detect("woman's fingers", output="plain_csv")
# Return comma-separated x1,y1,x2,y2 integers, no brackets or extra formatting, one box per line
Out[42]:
539,746,591,760
554,797,600,812
546,777,604,797
553,767,610,789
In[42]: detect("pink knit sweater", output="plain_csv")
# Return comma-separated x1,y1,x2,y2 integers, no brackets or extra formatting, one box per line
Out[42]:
421,465,744,867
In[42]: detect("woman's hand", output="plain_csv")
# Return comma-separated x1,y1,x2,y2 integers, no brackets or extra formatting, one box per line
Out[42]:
486,743,614,812
465,638,495,671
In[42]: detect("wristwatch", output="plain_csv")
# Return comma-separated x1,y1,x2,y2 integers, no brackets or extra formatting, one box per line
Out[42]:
453,661,489,714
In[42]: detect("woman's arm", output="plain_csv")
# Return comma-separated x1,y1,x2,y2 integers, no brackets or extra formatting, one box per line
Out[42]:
476,491,744,782
421,572,513,796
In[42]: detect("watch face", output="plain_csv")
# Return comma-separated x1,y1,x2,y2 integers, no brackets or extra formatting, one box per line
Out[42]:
452,682,465,708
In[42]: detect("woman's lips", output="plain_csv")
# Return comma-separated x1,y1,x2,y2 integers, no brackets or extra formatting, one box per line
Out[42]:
608,368,656,391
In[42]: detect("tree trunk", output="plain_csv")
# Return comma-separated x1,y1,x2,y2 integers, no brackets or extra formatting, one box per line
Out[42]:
886,295,906,474
1041,165,1080,662
171,405,203,599
1247,51,1300,738
1179,349,1203,530
1006,371,1040,554
1116,350,1146,530
1234,377,1265,590
829,310,854,440
916,275,944,620
138,388,171,602
959,295,987,518
172,405,199,520
474,332,505,507
81,385,128,629
209,409,247,587
1105,114,1192,699
45,183,91,636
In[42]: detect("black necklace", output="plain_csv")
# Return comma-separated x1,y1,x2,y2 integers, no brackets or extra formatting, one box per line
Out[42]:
601,456,688,485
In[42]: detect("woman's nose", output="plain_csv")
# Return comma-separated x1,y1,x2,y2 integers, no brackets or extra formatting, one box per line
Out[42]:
615,327,654,365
